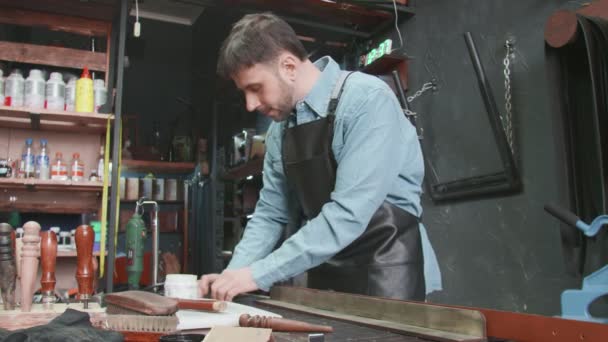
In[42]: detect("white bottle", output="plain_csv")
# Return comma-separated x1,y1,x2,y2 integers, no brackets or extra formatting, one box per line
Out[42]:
24,69,46,109
96,145,104,182
70,153,84,182
51,152,68,181
65,77,77,111
5,70,25,107
0,69,4,105
93,79,107,113
45,72,65,111
21,138,36,178
36,139,50,180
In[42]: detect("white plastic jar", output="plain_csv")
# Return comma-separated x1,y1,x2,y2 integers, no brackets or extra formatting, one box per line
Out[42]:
93,78,107,113
5,69,25,107
164,274,199,299
65,77,77,111
45,72,66,111
24,69,46,109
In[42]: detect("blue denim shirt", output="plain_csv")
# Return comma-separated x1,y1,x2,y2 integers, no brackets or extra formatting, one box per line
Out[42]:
227,56,441,293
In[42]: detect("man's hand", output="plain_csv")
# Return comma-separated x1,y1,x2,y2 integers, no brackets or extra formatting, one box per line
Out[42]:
198,267,259,301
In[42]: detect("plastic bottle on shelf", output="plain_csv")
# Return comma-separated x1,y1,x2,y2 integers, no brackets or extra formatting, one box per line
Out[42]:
70,153,84,181
96,145,104,182
45,72,66,111
36,139,51,180
75,67,94,113
51,152,68,181
93,79,107,113
21,138,36,178
24,69,46,109
4,69,25,107
0,69,4,105
65,77,77,111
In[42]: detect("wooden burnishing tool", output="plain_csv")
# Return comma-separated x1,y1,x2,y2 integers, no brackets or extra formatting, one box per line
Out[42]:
0,223,17,310
20,221,41,312
239,314,334,333
40,230,58,309
75,225,94,309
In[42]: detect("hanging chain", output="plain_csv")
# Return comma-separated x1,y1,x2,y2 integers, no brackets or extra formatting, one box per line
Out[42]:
404,82,435,116
503,39,515,156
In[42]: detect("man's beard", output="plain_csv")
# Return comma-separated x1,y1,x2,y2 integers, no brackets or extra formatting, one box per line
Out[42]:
265,74,295,122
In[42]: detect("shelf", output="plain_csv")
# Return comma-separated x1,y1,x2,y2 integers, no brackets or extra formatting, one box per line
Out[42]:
0,105,113,134
0,178,103,192
57,248,106,258
121,160,195,175
120,200,184,205
0,41,107,72
362,54,409,75
222,158,264,181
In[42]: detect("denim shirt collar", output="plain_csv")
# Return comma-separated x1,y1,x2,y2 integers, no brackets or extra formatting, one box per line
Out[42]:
296,56,342,118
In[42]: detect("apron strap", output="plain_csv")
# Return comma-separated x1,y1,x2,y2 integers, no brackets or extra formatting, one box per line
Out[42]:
327,71,355,116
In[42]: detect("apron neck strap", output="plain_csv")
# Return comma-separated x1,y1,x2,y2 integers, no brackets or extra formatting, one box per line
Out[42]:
327,71,354,116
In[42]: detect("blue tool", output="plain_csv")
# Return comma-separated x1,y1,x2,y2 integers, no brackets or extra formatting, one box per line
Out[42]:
545,204,608,323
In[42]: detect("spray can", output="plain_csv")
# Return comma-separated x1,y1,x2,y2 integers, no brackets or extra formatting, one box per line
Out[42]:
51,152,68,180
75,67,94,113
24,69,46,109
65,77,77,111
70,153,84,181
93,79,107,113
21,138,36,178
36,139,50,180
0,69,4,105
45,72,65,111
126,212,146,289
5,70,25,107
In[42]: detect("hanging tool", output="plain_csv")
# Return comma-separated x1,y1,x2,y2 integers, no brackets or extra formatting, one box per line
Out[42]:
20,221,41,312
40,230,58,309
0,223,17,310
545,204,608,323
126,198,160,290
75,225,94,309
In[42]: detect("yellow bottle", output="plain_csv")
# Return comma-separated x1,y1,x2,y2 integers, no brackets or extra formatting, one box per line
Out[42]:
75,67,94,113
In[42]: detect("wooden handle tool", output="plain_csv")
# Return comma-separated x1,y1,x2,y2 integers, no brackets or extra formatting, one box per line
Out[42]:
239,314,334,333
40,230,58,309
176,298,227,312
75,225,94,309
0,223,17,310
20,221,41,312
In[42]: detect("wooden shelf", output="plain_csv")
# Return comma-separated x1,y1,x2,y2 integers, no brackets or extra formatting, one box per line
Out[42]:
222,158,264,181
120,200,184,205
0,105,113,133
362,54,409,91
0,41,107,72
121,160,195,175
57,248,105,258
0,178,103,191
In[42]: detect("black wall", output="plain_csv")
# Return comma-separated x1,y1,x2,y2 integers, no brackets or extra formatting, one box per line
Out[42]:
123,18,193,147
393,0,594,315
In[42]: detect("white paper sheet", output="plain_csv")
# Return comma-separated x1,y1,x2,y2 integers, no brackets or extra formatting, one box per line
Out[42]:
176,301,282,331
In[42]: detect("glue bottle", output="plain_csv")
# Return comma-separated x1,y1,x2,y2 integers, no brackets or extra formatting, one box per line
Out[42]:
75,67,94,113
24,69,45,109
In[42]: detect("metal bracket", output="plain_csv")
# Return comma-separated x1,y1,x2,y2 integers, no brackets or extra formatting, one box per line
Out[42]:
29,112,40,130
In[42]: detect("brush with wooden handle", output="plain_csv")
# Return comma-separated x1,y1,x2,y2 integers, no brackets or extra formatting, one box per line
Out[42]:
239,314,334,333
40,230,58,310
105,290,227,315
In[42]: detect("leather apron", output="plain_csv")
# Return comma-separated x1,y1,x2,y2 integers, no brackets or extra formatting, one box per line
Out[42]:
281,72,425,300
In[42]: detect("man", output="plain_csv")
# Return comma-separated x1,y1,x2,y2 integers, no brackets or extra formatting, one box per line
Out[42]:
199,12,438,301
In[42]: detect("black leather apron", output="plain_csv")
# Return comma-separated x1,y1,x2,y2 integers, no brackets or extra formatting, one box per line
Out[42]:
281,72,425,300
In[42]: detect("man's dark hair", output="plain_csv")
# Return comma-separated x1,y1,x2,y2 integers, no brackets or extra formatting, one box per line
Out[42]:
217,12,308,79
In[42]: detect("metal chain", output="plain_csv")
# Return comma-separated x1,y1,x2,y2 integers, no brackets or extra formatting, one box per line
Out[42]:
503,39,514,156
404,82,435,116
407,82,435,103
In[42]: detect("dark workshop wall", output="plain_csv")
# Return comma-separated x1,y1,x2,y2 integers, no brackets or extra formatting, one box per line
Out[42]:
123,18,193,148
390,0,591,315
